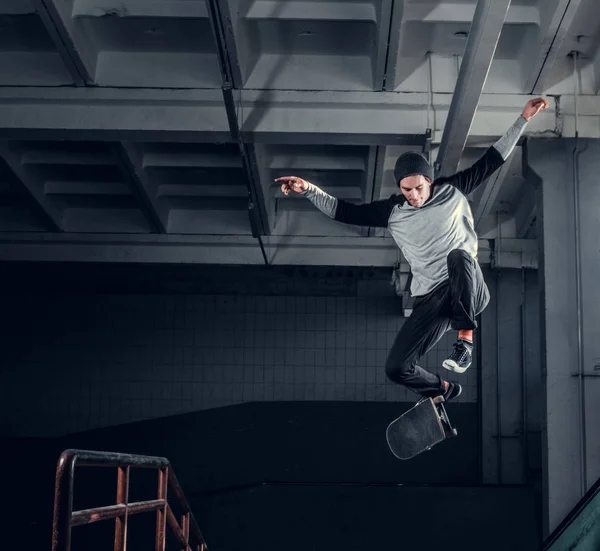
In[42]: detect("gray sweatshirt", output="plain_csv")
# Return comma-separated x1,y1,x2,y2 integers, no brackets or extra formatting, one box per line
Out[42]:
301,116,529,296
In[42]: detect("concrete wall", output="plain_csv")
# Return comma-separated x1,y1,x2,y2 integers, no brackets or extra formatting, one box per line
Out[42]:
526,138,600,537
0,260,546,548
0,264,479,438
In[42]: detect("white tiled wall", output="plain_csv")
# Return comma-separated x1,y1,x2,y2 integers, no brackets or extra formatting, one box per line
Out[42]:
1,293,478,437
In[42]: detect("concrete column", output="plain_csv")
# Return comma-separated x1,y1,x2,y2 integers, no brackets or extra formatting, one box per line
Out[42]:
480,268,540,487
526,138,600,537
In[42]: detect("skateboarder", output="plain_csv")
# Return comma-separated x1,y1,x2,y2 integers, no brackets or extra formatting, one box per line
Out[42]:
276,98,549,402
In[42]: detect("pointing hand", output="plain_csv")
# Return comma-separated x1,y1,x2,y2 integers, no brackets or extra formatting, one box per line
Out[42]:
275,176,310,195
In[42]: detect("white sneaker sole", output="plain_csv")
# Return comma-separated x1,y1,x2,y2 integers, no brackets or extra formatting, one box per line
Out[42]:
442,359,470,374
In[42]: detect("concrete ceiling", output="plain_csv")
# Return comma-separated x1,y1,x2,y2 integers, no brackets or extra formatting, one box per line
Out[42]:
0,0,599,268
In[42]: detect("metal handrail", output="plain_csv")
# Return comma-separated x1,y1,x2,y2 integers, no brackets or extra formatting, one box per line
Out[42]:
52,449,208,551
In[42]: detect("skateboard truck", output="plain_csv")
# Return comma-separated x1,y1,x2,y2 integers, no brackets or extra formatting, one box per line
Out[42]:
432,395,458,438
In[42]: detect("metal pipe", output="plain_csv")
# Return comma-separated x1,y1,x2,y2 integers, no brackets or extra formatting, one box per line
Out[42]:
476,307,484,483
495,211,502,484
114,465,130,551
520,269,529,484
65,449,170,468
574,52,579,137
52,451,76,551
426,51,432,132
205,0,270,265
52,450,207,551
426,52,435,169
570,50,587,495
165,505,188,549
71,500,165,527
155,467,168,551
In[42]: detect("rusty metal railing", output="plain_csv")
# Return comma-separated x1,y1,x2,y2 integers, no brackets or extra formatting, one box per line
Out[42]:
52,449,208,551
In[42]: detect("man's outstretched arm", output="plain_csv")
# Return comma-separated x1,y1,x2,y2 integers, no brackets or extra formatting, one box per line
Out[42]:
275,176,392,228
440,97,549,196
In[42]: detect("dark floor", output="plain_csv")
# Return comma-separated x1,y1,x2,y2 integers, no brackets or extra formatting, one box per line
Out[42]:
2,401,540,550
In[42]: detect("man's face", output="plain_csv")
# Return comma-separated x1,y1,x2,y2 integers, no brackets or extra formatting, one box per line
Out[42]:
399,174,432,208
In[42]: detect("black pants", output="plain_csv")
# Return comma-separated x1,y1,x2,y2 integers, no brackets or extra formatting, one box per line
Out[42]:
385,249,490,397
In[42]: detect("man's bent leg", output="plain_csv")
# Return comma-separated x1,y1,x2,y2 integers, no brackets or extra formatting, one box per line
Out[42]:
443,248,490,373
447,248,489,331
385,284,458,399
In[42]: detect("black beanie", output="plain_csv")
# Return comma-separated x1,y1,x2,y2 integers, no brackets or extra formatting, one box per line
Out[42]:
393,152,434,186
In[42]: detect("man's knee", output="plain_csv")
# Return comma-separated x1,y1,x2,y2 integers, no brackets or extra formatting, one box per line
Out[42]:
476,285,491,315
447,248,470,264
385,355,413,384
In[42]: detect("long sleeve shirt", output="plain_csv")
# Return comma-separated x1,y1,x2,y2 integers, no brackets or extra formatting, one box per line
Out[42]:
301,116,529,297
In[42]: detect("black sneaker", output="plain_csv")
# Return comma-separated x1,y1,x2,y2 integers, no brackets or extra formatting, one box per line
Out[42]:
443,381,462,402
442,339,473,373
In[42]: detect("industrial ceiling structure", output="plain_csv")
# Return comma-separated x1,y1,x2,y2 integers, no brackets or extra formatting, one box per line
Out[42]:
0,0,599,269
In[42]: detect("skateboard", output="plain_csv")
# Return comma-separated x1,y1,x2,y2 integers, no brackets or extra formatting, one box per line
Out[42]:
386,395,458,460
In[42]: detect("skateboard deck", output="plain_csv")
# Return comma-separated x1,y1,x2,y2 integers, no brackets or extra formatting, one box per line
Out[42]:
386,396,457,460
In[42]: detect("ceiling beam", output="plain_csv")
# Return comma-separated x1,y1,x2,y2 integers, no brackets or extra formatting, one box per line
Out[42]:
0,88,564,142
0,233,538,269
380,0,406,90
157,184,247,198
436,0,512,176
246,1,376,21
472,157,514,231
114,143,170,234
364,146,379,203
21,150,114,166
268,152,365,171
403,2,538,24
143,152,241,169
373,0,394,89
242,141,271,237
365,146,383,238
71,0,208,18
34,0,93,84
206,0,271,239
239,91,554,145
44,181,128,196
0,88,230,142
367,146,387,238
524,0,583,94
0,143,63,231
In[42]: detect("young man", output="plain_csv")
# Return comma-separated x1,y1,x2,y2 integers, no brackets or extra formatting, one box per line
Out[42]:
276,97,549,402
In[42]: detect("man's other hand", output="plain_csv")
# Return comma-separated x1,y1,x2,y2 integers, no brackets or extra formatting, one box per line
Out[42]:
522,98,549,121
